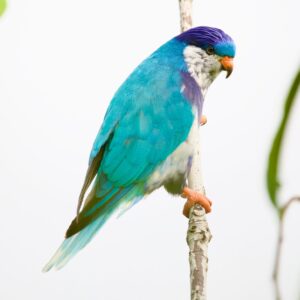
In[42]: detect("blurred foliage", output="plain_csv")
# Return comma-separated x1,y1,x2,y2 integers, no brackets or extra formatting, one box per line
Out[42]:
266,68,300,211
0,0,6,16
266,67,300,300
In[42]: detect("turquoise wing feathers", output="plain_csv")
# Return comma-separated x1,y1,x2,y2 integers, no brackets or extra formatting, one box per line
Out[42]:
73,44,195,233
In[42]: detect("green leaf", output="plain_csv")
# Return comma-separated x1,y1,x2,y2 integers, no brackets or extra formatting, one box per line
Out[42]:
266,68,300,209
0,0,6,16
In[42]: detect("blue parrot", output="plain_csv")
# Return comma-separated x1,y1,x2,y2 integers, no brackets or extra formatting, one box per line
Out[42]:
43,26,235,271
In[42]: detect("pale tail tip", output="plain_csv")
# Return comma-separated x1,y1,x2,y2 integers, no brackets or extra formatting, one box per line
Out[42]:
42,263,53,273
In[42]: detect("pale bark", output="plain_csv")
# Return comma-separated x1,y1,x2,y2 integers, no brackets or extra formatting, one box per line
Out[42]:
187,202,212,300
178,1,212,299
187,117,212,300
179,0,193,32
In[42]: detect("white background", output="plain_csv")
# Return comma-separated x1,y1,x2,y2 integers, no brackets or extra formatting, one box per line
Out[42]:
0,0,299,299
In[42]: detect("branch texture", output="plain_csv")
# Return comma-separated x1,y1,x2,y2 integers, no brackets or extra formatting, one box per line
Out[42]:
187,205,212,300
179,0,193,32
178,1,212,299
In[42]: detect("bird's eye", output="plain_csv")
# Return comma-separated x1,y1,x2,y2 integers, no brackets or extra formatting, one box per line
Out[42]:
206,46,215,55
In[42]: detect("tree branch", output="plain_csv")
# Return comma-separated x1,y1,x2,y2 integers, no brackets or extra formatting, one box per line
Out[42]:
179,0,193,32
178,1,212,299
187,204,212,300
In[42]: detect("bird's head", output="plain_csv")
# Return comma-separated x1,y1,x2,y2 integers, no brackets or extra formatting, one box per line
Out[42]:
176,26,235,92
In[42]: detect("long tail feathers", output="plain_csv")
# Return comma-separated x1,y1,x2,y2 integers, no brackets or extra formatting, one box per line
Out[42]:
42,214,107,272
43,185,143,272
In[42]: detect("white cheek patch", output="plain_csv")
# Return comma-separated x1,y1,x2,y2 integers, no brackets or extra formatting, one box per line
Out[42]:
183,45,221,95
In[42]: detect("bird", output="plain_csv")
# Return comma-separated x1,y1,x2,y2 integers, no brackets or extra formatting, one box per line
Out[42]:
43,26,235,272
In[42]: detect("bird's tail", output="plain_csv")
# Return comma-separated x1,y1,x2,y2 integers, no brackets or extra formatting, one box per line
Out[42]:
42,185,143,272
42,215,108,272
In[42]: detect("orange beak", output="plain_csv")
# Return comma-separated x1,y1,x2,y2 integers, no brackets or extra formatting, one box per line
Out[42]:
220,56,234,78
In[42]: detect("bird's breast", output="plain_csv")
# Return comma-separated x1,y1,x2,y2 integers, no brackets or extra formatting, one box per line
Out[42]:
145,111,199,193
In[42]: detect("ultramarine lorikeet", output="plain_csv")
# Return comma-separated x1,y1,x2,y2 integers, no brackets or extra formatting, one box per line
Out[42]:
43,26,235,271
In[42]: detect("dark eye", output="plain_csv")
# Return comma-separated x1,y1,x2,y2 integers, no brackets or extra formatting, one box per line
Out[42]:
206,46,215,55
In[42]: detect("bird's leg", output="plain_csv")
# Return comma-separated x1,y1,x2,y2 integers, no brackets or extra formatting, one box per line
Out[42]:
182,187,212,218
182,114,208,218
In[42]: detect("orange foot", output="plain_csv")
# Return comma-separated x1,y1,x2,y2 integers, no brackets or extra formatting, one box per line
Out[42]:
200,115,207,126
182,187,212,218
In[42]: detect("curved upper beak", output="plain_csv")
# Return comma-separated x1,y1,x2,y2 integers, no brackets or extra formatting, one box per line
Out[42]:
220,56,234,78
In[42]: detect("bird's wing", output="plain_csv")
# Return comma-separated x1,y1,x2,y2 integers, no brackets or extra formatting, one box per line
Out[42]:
76,101,120,216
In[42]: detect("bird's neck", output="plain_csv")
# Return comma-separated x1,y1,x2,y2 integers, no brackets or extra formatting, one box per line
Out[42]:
183,46,219,96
